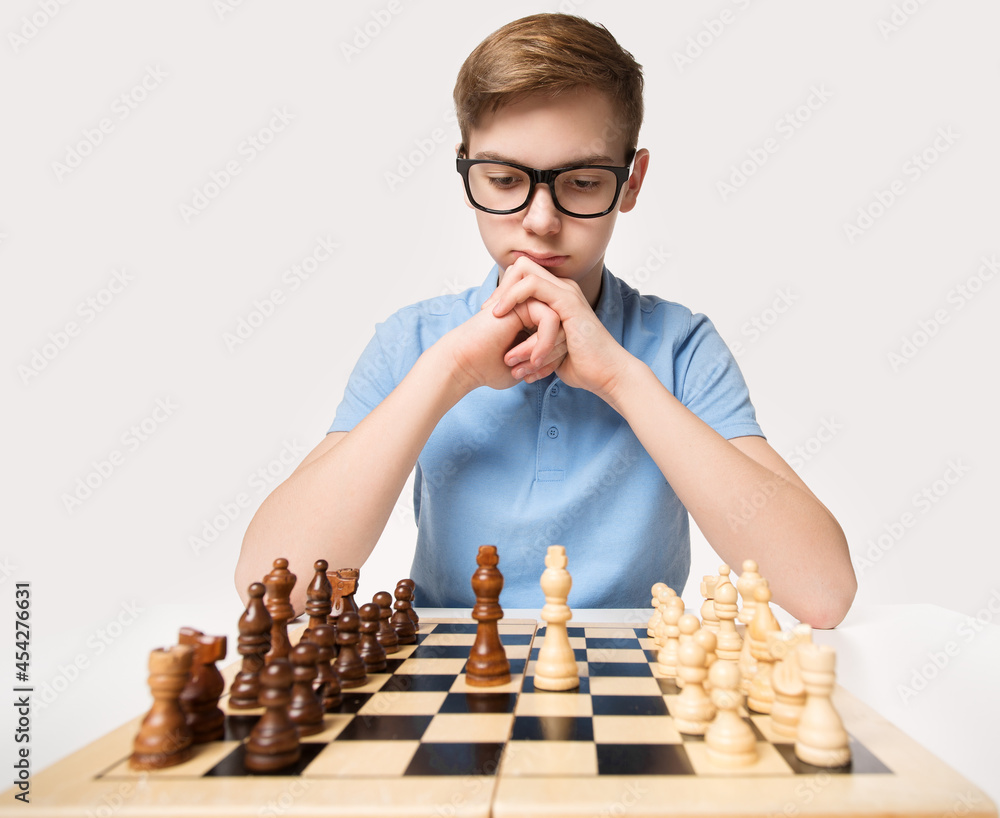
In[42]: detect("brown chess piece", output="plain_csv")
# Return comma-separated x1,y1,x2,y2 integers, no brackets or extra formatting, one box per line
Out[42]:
264,558,296,664
358,603,387,671
305,624,341,711
466,545,510,686
301,559,332,644
333,611,367,688
391,581,417,644
244,661,300,772
229,582,272,708
328,567,360,621
177,628,227,743
400,578,420,627
287,642,325,737
373,591,399,654
130,645,194,770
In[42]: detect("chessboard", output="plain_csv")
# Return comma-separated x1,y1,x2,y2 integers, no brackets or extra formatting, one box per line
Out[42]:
3,618,995,818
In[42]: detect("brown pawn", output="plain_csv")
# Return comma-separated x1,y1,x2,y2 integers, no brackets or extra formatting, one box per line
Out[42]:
328,567,360,621
287,642,325,737
263,558,296,665
400,578,420,627
229,582,272,709
244,661,300,772
130,645,194,770
391,582,417,644
333,611,367,688
373,591,399,654
305,624,341,710
358,603,387,671
301,559,332,644
177,628,227,743
466,545,510,686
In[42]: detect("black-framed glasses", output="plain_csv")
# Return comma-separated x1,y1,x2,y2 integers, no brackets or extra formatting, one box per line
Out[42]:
456,150,636,219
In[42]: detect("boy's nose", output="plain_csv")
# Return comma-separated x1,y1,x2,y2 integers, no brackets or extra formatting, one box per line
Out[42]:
521,183,561,235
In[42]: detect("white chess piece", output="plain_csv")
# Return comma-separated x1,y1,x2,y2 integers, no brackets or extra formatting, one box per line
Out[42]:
647,582,668,637
672,636,715,735
794,643,851,767
705,660,758,767
533,545,579,691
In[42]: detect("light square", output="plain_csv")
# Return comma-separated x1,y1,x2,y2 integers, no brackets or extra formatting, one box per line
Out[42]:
516,692,593,717
397,658,467,675
583,627,639,639
307,713,354,743
451,674,523,694
588,676,663,696
101,741,240,778
347,673,392,694
586,648,648,664
305,740,420,777
592,715,682,744
500,740,598,777
685,741,793,776
358,691,449,716
423,713,514,743
421,633,476,647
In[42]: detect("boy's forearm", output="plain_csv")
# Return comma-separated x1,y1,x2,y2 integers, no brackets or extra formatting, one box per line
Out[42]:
235,341,470,616
605,358,855,628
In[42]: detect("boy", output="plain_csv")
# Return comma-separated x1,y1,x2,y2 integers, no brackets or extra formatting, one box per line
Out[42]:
235,13,856,628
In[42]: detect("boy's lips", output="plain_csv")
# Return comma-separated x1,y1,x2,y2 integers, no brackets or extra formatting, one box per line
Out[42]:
513,250,568,267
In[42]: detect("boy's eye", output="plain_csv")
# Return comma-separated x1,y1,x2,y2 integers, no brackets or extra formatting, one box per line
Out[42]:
486,174,523,188
560,172,604,193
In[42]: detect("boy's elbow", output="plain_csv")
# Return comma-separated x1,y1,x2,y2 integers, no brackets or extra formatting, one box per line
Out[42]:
802,569,857,630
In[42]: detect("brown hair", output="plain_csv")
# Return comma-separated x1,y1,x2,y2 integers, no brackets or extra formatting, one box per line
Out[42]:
454,13,644,157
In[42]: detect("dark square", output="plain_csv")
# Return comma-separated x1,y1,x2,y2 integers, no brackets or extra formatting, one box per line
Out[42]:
205,742,326,777
410,645,471,659
521,676,590,694
222,714,259,742
384,657,407,673
597,743,695,776
428,623,479,634
511,716,593,741
587,637,639,651
587,662,653,678
530,646,587,662
404,742,506,776
538,626,585,638
643,649,659,662
773,736,891,775
439,691,517,714
655,678,680,695
591,695,668,717
380,673,456,693
333,691,374,714
499,633,534,646
507,658,526,676
632,628,648,639
333,714,433,741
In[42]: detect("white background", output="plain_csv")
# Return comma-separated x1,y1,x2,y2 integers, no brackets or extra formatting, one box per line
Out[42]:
2,0,998,796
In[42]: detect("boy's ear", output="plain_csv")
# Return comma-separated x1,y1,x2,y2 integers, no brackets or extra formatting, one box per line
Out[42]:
618,148,650,214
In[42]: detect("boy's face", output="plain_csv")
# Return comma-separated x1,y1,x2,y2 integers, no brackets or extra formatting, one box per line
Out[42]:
462,86,648,306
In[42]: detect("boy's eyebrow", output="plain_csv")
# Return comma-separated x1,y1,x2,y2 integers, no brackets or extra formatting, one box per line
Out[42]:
472,150,619,166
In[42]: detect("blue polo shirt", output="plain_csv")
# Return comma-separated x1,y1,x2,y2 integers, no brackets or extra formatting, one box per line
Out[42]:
330,265,763,609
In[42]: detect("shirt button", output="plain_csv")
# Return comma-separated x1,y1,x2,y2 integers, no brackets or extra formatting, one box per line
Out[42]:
549,384,559,397
547,426,559,439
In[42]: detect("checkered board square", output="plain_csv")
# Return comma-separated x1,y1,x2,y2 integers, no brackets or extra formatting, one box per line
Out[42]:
6,620,995,818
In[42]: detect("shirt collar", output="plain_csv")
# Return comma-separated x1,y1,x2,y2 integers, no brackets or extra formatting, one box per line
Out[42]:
474,263,626,345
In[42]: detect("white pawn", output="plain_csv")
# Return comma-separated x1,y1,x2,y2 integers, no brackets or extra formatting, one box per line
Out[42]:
794,644,851,767
747,583,781,714
656,597,684,679
713,574,742,663
737,559,762,625
533,546,579,691
675,613,700,689
699,575,720,633
652,586,676,647
672,636,715,735
705,660,757,767
769,624,812,740
694,628,717,693
647,582,668,637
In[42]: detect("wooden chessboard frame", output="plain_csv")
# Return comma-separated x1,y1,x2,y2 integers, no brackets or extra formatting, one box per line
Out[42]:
2,619,995,818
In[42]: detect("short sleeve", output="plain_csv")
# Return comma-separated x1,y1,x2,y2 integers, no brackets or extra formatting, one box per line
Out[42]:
328,321,403,433
673,314,765,441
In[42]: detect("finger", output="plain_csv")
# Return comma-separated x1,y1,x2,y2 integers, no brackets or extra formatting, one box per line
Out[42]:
491,268,569,317
513,341,567,381
528,306,561,366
